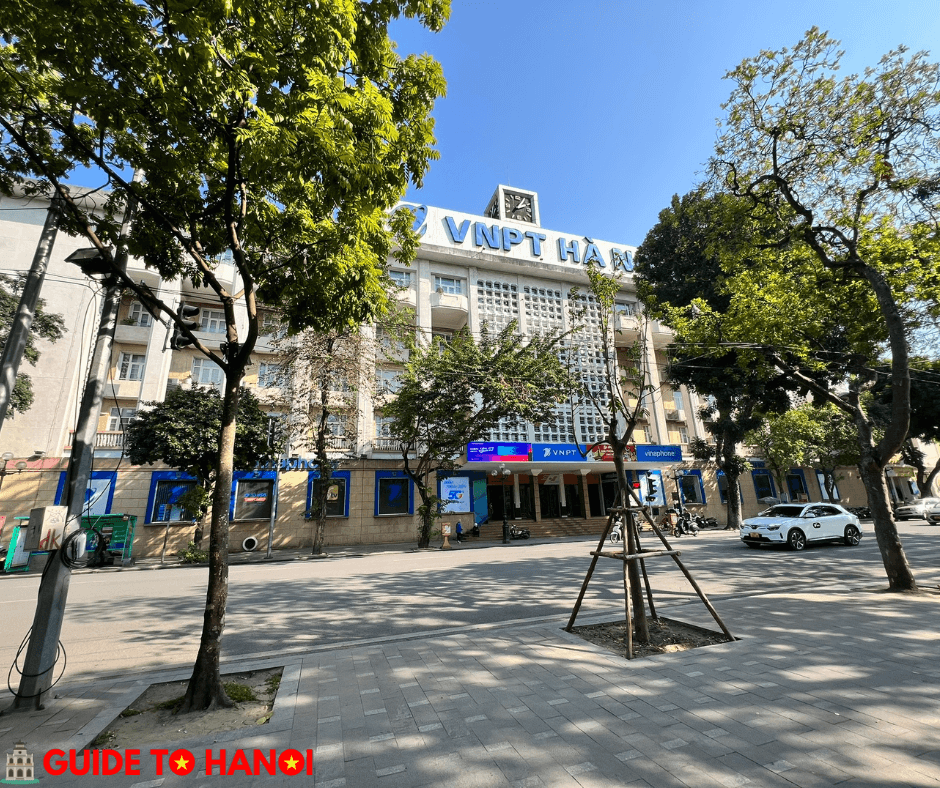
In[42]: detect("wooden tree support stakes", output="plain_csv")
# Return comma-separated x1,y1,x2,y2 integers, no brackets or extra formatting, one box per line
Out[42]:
566,491,734,658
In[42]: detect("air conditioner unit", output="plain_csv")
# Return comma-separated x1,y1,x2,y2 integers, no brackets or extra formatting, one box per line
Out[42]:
665,409,684,421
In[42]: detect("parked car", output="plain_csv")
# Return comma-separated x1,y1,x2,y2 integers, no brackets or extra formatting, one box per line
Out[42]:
893,497,940,521
740,503,862,551
926,503,940,524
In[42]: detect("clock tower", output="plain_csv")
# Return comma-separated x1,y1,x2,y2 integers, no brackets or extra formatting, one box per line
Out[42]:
483,186,540,226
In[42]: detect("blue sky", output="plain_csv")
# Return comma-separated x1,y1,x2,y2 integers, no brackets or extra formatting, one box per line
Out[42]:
391,0,940,246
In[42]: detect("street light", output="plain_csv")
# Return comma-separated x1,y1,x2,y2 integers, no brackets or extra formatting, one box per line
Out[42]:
491,463,511,543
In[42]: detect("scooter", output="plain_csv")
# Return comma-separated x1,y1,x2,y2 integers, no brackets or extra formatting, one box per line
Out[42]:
509,524,530,540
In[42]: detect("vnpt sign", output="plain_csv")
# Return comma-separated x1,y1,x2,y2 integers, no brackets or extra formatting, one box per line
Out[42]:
442,216,634,271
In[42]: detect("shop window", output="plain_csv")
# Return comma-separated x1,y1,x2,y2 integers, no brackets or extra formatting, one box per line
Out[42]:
233,478,274,520
146,475,196,523
678,471,706,505
786,469,808,502
752,470,776,501
55,470,116,516
375,472,413,516
816,471,841,501
308,471,351,518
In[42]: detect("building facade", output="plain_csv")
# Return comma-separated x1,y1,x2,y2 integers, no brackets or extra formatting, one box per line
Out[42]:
0,187,930,559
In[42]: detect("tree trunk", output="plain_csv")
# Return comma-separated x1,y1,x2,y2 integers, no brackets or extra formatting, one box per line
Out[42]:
614,452,648,643
416,481,433,548
858,452,917,592
180,375,240,712
312,399,330,555
724,468,743,530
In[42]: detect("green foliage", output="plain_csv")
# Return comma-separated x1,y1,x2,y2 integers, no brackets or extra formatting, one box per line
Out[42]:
744,411,813,496
222,682,257,703
126,386,271,489
264,673,281,695
385,321,570,546
178,542,209,564
0,273,66,416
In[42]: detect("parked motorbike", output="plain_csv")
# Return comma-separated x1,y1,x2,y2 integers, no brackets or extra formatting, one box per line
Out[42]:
608,517,624,543
674,512,699,537
509,524,530,540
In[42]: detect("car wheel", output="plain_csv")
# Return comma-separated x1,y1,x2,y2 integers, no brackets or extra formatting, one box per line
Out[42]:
787,528,807,551
844,524,861,546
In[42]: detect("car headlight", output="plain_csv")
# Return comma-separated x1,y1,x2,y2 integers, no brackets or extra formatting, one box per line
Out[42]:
766,525,780,531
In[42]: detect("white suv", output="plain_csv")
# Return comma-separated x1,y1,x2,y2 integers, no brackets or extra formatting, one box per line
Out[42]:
741,503,862,551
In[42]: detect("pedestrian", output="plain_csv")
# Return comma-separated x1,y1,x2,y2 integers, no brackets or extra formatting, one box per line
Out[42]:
455,521,464,542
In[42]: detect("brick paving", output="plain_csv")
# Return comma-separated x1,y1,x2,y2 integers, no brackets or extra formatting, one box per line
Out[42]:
2,569,939,787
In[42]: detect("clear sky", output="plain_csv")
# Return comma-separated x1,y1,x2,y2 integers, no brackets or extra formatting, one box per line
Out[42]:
390,0,940,246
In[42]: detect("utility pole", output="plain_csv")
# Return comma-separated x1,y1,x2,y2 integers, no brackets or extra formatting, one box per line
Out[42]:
6,180,138,712
0,194,62,427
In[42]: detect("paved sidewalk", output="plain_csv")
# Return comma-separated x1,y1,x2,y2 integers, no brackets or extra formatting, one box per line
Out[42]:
2,569,939,787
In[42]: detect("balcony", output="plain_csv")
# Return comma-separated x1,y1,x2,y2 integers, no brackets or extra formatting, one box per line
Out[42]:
95,431,125,449
614,313,642,345
115,323,152,345
372,437,403,453
651,321,675,347
430,290,469,330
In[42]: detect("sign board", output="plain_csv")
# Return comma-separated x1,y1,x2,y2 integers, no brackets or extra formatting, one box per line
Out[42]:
440,476,471,513
467,442,530,462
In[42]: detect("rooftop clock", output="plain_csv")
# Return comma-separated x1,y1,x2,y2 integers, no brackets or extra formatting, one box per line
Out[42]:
504,192,534,222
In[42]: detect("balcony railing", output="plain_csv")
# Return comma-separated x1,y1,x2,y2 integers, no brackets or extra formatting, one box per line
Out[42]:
95,431,125,448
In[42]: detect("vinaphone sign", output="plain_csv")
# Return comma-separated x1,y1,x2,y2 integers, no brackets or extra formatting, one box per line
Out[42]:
398,204,636,273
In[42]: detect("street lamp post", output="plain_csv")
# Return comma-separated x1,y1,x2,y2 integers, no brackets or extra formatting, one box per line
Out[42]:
492,463,511,543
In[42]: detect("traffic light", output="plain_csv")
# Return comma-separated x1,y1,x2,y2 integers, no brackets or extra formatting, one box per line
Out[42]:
170,302,200,350
645,473,659,502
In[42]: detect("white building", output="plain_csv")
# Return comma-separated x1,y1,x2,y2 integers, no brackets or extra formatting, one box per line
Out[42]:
0,186,923,557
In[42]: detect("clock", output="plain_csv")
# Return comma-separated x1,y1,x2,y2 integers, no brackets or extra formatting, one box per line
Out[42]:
503,192,534,222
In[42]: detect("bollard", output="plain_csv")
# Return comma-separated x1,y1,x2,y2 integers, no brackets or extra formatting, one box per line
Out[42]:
441,522,452,550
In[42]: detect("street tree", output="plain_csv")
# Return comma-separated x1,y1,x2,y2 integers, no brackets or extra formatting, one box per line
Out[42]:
635,191,793,530
798,402,860,502
0,273,65,416
743,409,815,502
0,0,448,708
125,386,271,553
707,28,940,591
566,263,656,642
383,322,570,549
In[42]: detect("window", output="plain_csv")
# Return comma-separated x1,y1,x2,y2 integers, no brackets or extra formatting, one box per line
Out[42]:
678,471,706,505
389,269,411,287
129,302,152,327
117,352,145,381
260,311,285,337
816,471,841,501
192,357,224,391
326,414,347,437
151,480,196,522
326,371,350,392
375,368,401,395
307,471,351,518
257,362,284,388
673,389,684,411
107,407,136,431
375,472,412,516
434,276,464,295
786,470,808,502
375,414,395,437
234,479,273,520
614,301,637,316
632,426,647,444
718,472,729,504
200,308,225,333
678,426,690,444
752,470,776,500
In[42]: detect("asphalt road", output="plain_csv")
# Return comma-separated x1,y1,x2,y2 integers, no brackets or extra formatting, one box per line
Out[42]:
1,520,938,686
